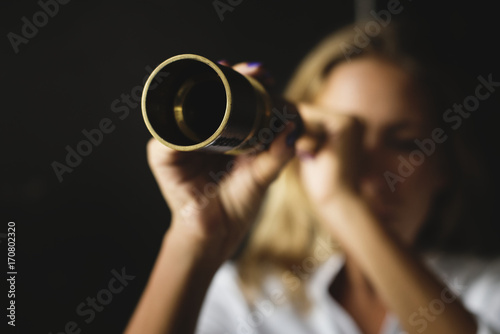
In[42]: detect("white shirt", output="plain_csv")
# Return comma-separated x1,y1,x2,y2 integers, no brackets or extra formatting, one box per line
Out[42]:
195,252,500,334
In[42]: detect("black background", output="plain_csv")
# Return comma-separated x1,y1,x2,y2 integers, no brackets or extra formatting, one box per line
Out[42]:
1,0,499,333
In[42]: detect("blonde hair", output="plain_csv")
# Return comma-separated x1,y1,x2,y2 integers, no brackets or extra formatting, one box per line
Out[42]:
236,24,365,310
236,20,497,310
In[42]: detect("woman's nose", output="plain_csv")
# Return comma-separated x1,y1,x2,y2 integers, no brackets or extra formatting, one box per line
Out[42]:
358,146,393,196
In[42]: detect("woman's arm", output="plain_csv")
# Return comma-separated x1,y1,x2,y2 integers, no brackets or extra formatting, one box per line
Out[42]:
296,104,478,334
124,90,296,334
326,195,477,334
124,225,224,334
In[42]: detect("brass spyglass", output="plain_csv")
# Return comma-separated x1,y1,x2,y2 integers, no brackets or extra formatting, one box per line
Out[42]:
142,54,298,154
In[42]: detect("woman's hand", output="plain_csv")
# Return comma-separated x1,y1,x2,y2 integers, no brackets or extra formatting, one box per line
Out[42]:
294,104,365,231
125,63,296,334
147,63,296,264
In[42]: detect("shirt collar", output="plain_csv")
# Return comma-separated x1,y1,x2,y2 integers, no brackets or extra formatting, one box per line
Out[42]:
307,252,346,300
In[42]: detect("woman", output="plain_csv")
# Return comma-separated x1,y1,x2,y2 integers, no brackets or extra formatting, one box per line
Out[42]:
125,21,500,334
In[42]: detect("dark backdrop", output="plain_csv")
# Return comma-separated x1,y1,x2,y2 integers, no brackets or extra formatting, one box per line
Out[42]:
1,0,499,333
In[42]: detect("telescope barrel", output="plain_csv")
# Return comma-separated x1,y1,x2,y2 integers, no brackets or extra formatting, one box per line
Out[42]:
141,54,300,154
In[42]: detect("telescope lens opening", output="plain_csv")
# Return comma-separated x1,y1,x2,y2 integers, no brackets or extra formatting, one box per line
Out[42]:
144,59,227,146
175,78,226,142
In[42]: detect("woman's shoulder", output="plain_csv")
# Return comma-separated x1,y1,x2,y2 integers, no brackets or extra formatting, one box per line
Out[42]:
196,261,250,333
211,253,500,294
206,260,289,304
424,252,500,289
210,260,240,286
197,260,309,333
424,252,500,329
204,260,245,306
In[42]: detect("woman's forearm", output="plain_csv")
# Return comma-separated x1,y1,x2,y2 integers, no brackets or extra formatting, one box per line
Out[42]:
326,195,477,334
124,227,222,334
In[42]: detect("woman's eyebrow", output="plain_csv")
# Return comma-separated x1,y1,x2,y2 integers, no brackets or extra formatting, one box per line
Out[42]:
383,120,427,136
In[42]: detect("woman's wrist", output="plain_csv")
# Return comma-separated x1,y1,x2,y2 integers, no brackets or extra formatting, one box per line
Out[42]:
320,193,375,242
161,221,228,270
321,191,364,221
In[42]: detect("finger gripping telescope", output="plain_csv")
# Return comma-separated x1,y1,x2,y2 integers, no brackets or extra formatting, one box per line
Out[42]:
141,54,299,154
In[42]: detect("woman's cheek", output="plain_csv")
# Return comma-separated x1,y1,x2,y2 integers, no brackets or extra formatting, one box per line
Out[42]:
382,151,436,195
387,156,442,222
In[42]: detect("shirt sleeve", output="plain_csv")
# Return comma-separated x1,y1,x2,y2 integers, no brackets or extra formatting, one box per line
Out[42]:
475,316,500,334
460,257,500,334
425,254,500,334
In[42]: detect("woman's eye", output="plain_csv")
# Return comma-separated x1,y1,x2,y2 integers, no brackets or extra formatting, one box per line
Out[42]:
387,139,419,151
